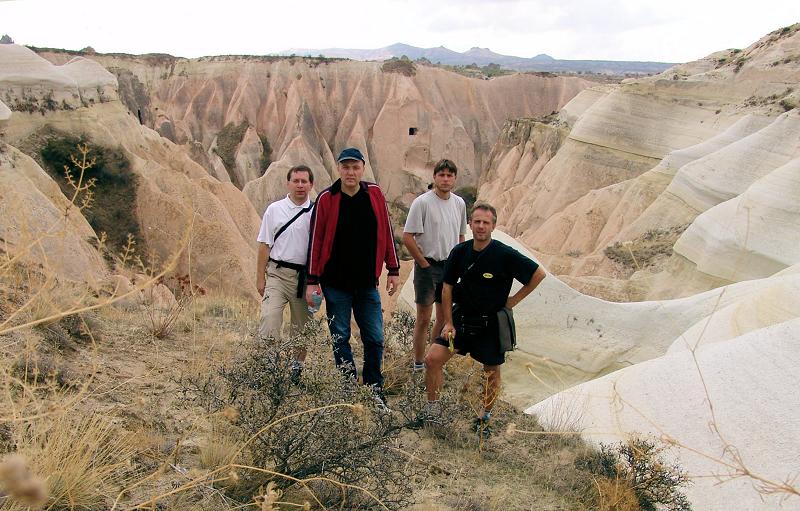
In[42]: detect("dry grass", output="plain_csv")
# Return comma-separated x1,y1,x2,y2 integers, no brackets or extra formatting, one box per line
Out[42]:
4,414,136,510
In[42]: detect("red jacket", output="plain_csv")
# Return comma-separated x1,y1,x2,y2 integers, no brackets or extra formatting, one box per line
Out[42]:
306,179,400,285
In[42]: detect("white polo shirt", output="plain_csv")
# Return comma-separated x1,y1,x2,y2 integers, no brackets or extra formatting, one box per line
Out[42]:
257,195,312,265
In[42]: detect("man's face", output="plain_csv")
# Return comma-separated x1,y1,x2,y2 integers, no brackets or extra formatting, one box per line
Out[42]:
338,159,365,188
433,169,456,193
470,209,495,242
286,170,312,202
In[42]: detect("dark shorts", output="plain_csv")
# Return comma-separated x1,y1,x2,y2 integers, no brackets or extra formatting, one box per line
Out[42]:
413,259,445,305
434,309,504,366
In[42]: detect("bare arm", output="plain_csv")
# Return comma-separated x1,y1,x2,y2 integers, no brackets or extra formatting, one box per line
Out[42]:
402,232,430,268
256,243,271,296
505,266,546,309
440,283,455,338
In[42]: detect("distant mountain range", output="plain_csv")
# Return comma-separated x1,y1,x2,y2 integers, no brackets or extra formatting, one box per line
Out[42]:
280,42,675,75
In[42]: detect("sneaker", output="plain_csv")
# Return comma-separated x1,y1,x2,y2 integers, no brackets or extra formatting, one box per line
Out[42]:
290,361,304,385
472,412,492,439
373,391,392,414
412,361,425,372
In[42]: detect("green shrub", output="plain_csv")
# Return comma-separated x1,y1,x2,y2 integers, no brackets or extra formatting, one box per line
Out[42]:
213,120,249,175
257,132,272,173
39,131,142,254
381,57,416,76
455,186,477,213
780,98,797,111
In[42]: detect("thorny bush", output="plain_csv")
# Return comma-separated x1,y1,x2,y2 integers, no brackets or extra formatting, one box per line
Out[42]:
576,436,692,511
181,318,435,510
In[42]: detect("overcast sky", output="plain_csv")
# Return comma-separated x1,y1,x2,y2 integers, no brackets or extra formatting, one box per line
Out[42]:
2,0,798,63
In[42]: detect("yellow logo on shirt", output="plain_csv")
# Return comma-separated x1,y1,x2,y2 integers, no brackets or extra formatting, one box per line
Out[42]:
482,273,493,279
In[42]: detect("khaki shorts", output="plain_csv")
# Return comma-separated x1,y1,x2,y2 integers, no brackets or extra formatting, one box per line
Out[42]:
413,259,445,305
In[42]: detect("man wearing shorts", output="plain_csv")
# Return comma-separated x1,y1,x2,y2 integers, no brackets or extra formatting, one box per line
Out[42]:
403,159,467,372
424,203,546,437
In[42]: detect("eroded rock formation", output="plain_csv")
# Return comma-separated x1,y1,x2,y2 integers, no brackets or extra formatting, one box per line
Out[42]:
35,49,592,211
479,25,800,302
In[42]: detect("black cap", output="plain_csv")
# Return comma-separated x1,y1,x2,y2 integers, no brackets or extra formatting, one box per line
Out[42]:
336,147,365,163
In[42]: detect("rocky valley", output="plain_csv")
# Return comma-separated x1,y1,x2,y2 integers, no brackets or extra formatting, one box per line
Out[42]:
1,23,799,510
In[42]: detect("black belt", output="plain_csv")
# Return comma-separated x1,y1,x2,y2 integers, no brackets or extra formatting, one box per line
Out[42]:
424,257,446,265
269,258,305,272
269,258,306,297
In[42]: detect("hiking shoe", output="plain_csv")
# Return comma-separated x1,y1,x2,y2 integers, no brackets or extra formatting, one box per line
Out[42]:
472,412,492,439
412,361,425,372
290,361,304,385
373,391,392,414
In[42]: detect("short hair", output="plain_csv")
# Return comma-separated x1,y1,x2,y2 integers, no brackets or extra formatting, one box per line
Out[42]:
470,202,497,224
433,158,458,176
287,165,314,183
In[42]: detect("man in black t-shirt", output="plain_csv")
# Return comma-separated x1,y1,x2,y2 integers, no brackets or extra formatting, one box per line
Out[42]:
422,203,546,437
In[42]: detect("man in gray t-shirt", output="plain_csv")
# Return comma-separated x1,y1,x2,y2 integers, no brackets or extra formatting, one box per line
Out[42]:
403,159,468,372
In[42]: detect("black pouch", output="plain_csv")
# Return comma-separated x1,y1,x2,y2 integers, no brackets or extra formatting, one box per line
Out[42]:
496,307,516,353
454,305,491,337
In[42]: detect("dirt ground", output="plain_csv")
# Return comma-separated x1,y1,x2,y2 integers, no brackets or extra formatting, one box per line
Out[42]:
0,286,602,510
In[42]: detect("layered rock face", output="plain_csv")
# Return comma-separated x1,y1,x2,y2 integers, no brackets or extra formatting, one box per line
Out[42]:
479,26,800,301
36,50,592,211
0,44,116,110
414,25,800,511
4,45,589,301
1,45,260,299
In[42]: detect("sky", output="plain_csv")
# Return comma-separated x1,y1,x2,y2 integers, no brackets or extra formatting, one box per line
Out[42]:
1,0,799,63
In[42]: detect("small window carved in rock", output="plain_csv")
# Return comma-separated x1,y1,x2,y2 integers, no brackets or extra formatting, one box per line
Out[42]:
409,127,418,136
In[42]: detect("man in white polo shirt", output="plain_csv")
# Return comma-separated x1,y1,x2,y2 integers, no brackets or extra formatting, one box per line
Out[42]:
403,159,467,372
256,165,315,372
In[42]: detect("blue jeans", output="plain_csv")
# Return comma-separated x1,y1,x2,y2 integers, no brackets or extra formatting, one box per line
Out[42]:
322,285,384,388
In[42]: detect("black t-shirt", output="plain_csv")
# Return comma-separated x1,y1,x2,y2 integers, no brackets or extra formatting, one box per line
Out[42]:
443,239,539,314
322,189,378,290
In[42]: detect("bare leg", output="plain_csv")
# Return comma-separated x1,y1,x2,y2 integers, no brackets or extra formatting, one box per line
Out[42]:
413,303,433,364
424,344,454,402
482,365,502,414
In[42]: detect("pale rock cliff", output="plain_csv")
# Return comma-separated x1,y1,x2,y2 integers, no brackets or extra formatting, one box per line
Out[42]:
0,45,117,109
0,99,10,123
479,25,800,301
0,143,107,284
232,126,265,187
529,317,800,511
1,45,261,299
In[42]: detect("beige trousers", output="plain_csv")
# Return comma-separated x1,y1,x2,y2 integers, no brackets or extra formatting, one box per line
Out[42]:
258,262,311,340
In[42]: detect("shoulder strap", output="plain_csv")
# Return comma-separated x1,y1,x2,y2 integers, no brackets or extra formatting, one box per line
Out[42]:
460,240,495,279
273,201,314,243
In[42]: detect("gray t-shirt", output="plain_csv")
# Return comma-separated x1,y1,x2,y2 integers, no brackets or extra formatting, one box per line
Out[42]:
403,190,468,261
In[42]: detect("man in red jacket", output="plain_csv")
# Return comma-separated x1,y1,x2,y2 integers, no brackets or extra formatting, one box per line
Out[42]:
305,148,400,409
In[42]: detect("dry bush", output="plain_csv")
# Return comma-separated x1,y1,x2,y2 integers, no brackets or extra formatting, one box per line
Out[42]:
604,225,689,271
181,319,426,510
141,274,205,339
590,476,641,511
381,309,416,393
575,436,692,511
